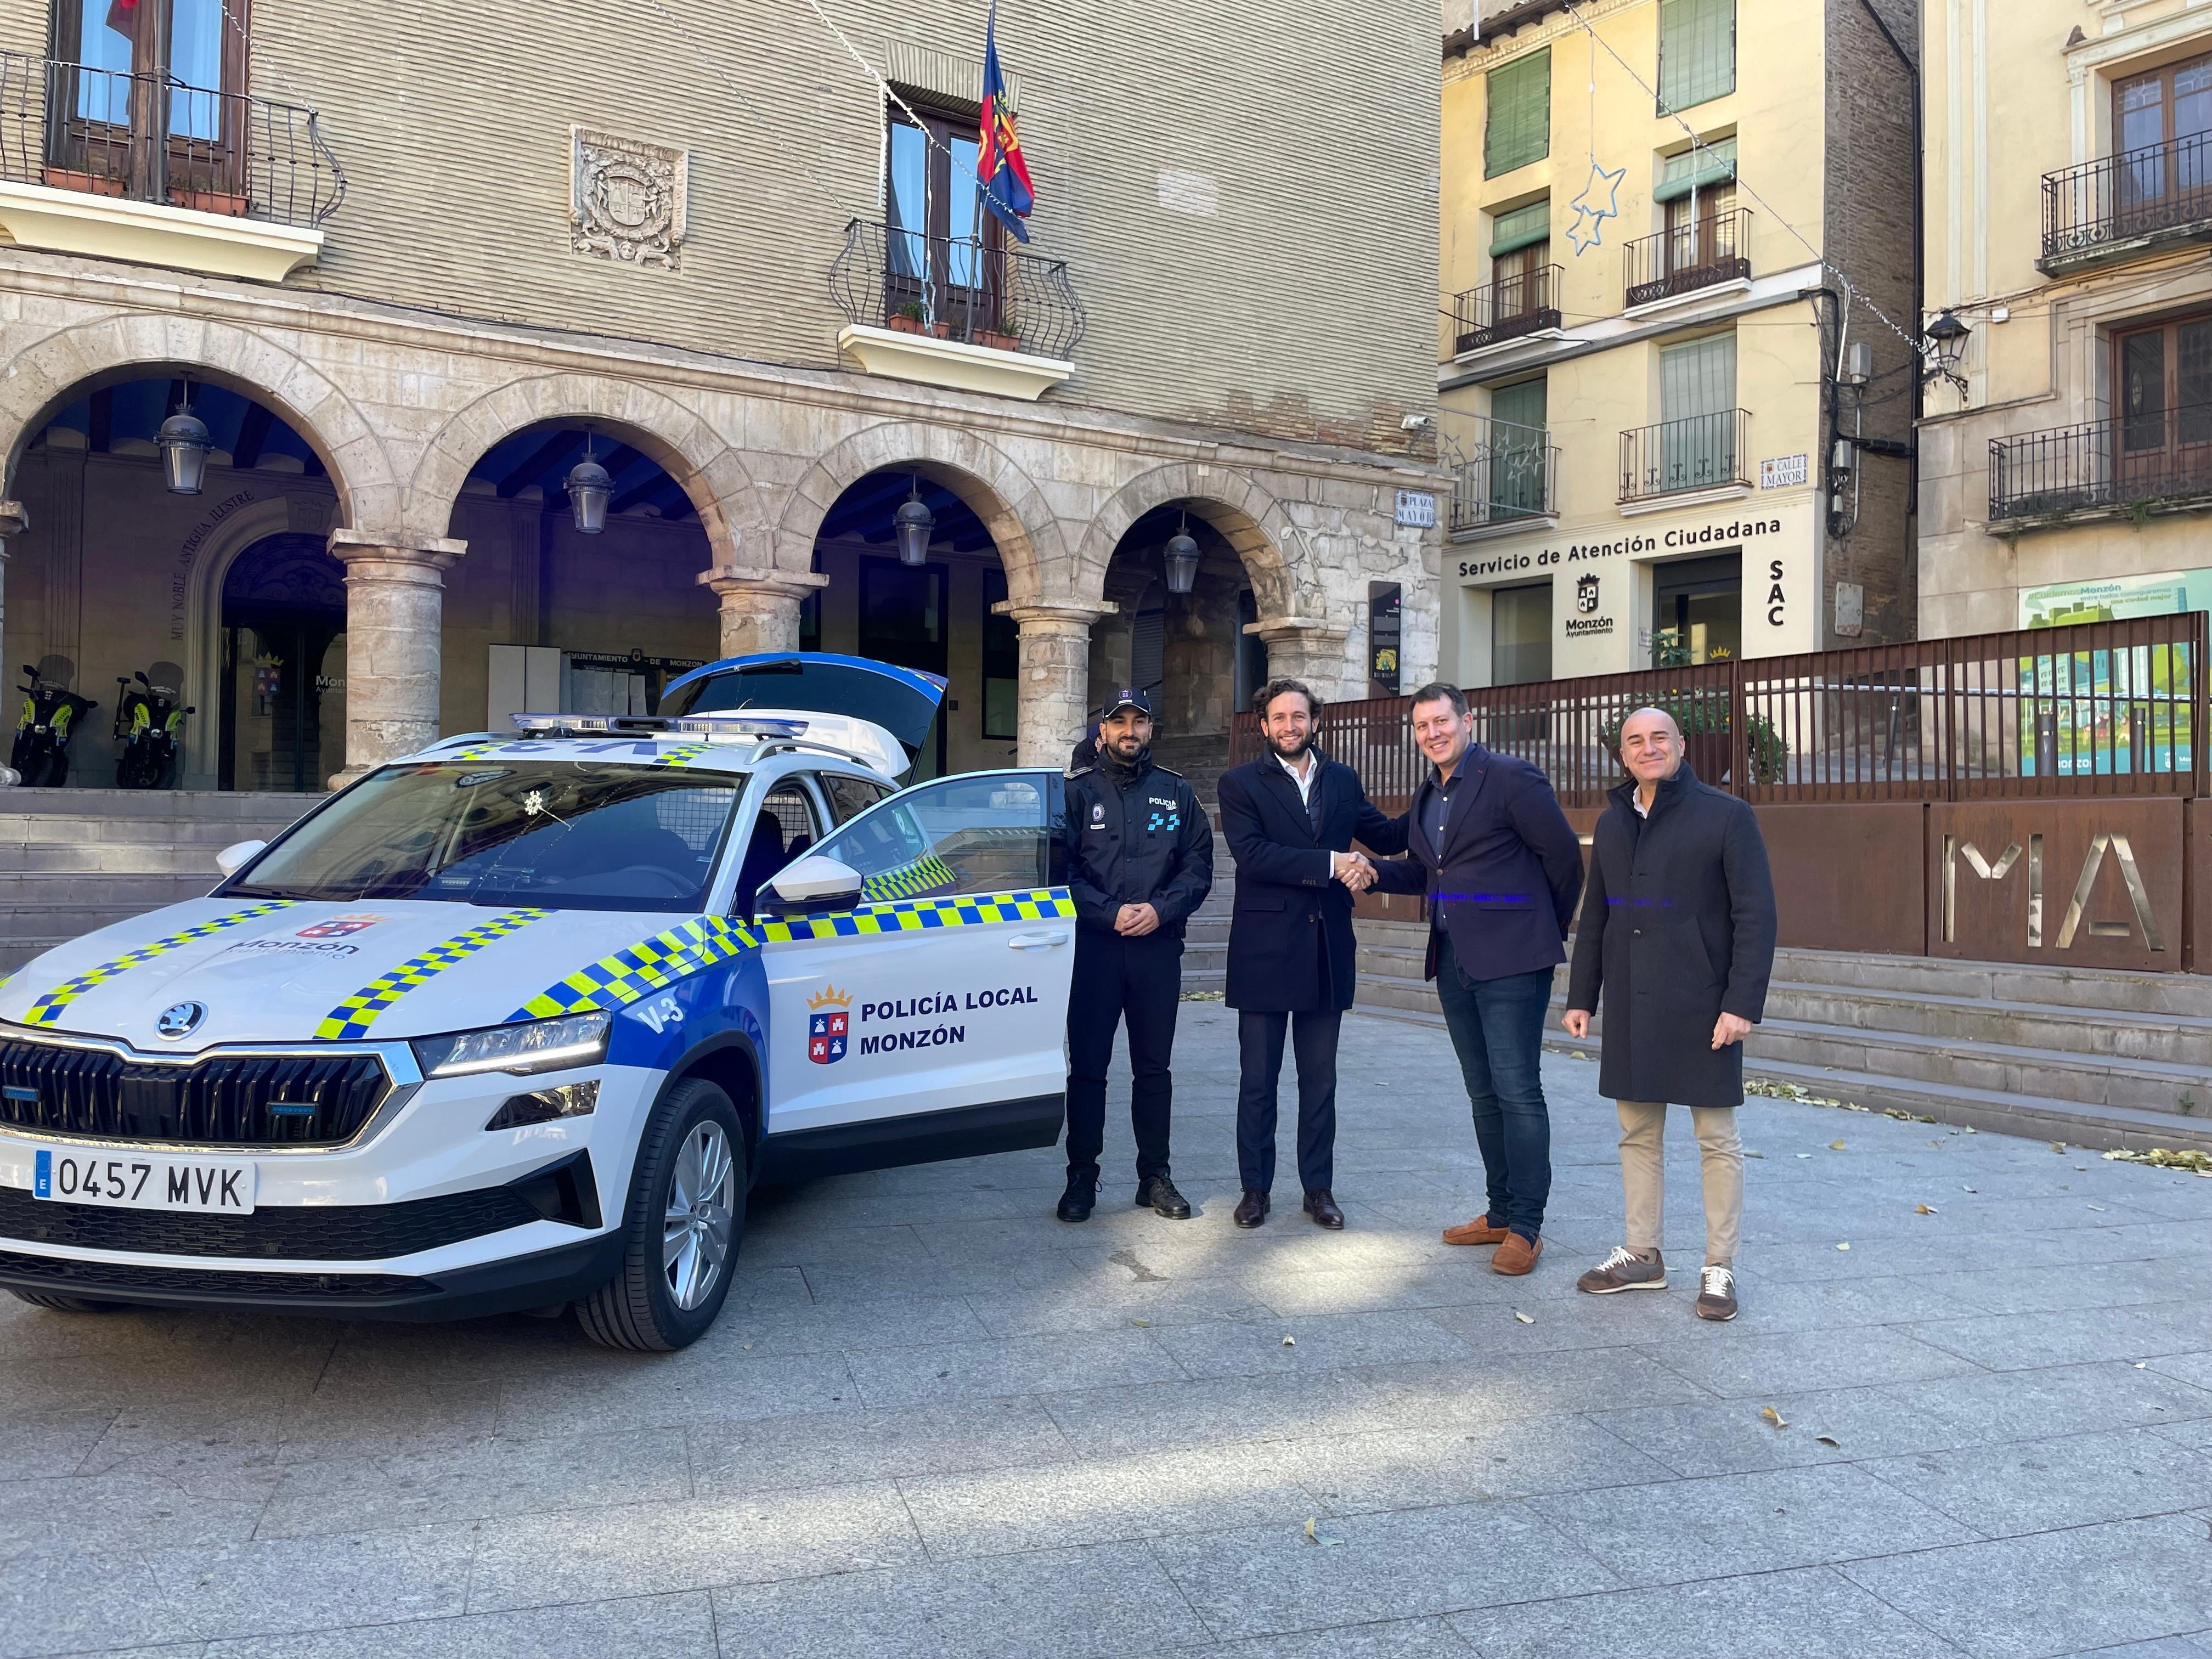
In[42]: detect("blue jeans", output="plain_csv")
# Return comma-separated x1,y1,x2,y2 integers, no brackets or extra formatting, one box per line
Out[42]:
1431,933,1553,1240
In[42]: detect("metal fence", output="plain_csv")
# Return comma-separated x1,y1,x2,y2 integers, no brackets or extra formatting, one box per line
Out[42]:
1618,408,1751,503
2042,128,2212,263
1988,401,2212,522
1230,614,2210,809
1447,264,1562,356
0,50,344,227
1623,208,1752,308
1440,413,1558,533
828,218,1086,361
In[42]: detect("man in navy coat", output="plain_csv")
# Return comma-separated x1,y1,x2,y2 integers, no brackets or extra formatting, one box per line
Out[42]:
1372,682,1584,1275
1217,678,1407,1229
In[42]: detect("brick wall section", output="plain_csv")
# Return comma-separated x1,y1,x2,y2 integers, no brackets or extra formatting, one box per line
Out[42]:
222,0,1435,454
1819,0,1920,647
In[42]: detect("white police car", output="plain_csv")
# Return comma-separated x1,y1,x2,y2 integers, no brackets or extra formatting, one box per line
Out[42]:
0,654,1075,1349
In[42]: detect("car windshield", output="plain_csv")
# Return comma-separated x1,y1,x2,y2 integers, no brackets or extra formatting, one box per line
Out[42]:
228,761,745,911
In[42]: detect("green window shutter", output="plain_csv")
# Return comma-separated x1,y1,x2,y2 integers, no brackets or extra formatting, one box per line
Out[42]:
1489,200,1551,257
1486,49,1550,178
1653,137,1737,202
1661,332,1737,422
1491,378,1547,436
1658,0,1734,115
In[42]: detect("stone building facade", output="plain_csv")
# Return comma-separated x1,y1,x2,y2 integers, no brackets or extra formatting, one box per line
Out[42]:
0,0,1441,790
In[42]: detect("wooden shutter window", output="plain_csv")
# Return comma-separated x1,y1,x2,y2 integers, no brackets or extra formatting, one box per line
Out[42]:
1658,0,1735,115
1486,49,1551,179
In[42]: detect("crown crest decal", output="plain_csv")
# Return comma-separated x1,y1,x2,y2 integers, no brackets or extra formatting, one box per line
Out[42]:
806,984,853,1011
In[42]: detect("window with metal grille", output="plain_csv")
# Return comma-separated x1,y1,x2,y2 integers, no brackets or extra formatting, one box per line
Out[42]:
1486,49,1550,178
1657,0,1734,115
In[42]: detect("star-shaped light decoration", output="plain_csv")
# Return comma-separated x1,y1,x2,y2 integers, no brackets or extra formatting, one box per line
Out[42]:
1567,159,1627,255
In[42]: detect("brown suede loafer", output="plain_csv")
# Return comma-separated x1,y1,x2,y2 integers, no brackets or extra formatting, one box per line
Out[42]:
1303,1190,1345,1229
1442,1214,1510,1246
1233,1189,1269,1228
1491,1232,1542,1276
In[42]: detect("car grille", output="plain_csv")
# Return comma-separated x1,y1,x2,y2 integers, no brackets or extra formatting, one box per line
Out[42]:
0,1183,540,1261
0,1040,393,1147
0,1249,427,1299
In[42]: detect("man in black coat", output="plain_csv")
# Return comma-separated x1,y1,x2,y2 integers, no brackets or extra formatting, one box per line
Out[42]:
1564,706,1777,1322
1058,688,1215,1223
1371,683,1583,1276
1216,678,1407,1230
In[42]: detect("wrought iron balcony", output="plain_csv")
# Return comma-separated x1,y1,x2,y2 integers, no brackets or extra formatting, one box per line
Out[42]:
828,218,1085,360
1442,414,1559,533
1623,208,1752,308
2041,131,2212,272
0,50,343,227
1988,402,2212,523
1619,409,1751,503
1448,264,1563,357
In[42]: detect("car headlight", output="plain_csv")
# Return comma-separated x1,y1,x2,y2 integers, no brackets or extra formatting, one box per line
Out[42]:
411,1012,611,1079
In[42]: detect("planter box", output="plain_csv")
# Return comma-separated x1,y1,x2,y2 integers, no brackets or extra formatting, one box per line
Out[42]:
41,167,125,198
888,313,929,334
973,329,1022,352
170,188,249,218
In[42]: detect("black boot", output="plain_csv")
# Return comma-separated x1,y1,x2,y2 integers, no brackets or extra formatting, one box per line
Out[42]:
1135,1174,1192,1219
1056,1172,1097,1222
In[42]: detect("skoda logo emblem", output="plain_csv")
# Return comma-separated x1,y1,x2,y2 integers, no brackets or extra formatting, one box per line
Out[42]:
155,1001,207,1040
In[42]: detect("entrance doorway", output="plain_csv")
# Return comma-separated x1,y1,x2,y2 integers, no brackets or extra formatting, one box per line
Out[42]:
218,534,347,792
858,555,949,780
1651,551,1742,667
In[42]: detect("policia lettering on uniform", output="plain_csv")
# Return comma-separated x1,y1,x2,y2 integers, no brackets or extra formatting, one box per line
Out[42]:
1057,687,1215,1222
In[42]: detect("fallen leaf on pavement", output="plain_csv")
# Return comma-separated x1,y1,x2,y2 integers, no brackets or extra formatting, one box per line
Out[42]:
1745,1150,1766,1159
1303,1517,1346,1547
1281,1336,1296,1347
2051,1142,2067,1154
1961,1185,1977,1193
1514,1310,1534,1324
1816,1435,1841,1447
1131,1319,1150,1327
1761,1407,1788,1429
2085,1205,2106,1213
1797,1153,1814,1160
2135,1362,2149,1369
1915,1204,1938,1215
1829,1140,1848,1151
1836,1242,1852,1250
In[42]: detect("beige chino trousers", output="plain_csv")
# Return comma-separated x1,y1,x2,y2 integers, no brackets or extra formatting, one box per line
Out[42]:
1615,1100,1742,1267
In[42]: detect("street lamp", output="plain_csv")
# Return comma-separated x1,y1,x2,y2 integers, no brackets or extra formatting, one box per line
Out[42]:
1163,511,1200,596
894,475,934,567
157,377,211,496
1922,310,1971,399
565,431,612,534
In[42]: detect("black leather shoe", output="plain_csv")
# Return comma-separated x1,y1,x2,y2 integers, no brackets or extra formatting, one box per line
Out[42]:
1304,1190,1345,1229
1233,1189,1269,1228
1056,1175,1097,1222
1135,1175,1192,1219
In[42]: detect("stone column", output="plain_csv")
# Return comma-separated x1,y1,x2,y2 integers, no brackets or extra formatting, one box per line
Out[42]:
1246,615,1353,700
0,503,24,770
330,529,465,786
696,563,831,659
998,602,1111,768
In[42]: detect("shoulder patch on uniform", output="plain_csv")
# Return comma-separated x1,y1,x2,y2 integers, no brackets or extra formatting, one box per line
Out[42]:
1064,763,1096,779
1149,764,1185,780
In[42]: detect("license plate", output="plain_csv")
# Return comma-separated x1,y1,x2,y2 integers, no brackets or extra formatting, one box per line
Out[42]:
33,1147,257,1214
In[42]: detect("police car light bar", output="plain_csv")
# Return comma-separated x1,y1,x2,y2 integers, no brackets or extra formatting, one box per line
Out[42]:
506,712,813,742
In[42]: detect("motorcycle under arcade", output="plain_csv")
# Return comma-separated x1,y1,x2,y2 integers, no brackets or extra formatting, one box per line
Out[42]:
112,663,193,791
10,657,97,788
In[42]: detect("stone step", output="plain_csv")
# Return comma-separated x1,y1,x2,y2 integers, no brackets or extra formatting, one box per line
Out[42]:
0,787,318,820
0,841,241,873
1765,945,2212,1020
0,816,300,849
1764,982,2212,1068
0,871,215,906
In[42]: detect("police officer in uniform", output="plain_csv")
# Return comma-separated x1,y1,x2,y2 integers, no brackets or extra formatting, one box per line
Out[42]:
1058,688,1215,1222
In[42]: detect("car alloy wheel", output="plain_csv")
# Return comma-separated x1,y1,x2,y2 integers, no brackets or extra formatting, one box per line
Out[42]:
662,1120,735,1311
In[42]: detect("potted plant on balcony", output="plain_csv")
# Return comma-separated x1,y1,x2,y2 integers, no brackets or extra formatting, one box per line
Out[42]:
973,326,1022,352
888,301,930,335
41,166,125,198
170,184,250,217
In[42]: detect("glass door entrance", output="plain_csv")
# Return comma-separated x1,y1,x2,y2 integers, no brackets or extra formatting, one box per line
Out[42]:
218,534,347,792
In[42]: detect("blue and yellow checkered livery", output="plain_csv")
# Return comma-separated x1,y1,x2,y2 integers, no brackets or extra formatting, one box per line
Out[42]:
860,851,960,903
511,916,751,1019
315,909,550,1040
24,900,300,1028
755,887,1074,944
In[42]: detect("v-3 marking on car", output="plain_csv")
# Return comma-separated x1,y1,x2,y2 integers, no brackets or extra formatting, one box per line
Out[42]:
0,653,1077,1350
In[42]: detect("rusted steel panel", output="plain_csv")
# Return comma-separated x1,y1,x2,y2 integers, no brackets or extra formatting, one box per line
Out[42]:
1756,803,1926,956
1927,799,2184,972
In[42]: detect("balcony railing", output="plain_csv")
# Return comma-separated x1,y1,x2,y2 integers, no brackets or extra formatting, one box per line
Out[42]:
0,50,343,227
2042,130,2212,267
1623,208,1752,308
1619,409,1751,503
1989,400,2212,523
1448,264,1563,356
828,218,1085,360
1443,414,1559,533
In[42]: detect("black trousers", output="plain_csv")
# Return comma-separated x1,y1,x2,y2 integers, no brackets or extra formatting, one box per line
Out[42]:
1064,929,1183,1182
1235,1008,1342,1194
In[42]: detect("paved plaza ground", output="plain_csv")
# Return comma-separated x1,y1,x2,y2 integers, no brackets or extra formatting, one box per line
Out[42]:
3,1003,2211,1659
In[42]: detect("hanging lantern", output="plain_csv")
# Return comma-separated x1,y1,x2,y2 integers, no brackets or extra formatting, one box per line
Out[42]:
894,475,934,567
1163,511,1200,596
157,377,211,496
565,431,612,534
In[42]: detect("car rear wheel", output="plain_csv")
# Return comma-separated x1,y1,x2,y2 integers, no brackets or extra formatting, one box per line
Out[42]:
10,1289,126,1313
577,1077,746,1351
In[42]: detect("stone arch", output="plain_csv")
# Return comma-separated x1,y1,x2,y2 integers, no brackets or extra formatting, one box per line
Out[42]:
0,313,397,530
775,420,1066,605
1075,464,1314,620
404,373,761,567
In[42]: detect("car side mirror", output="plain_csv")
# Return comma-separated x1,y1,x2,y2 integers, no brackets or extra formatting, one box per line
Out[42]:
758,854,865,917
215,839,267,877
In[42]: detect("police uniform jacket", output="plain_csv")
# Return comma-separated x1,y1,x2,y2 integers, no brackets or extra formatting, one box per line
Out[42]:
1061,751,1215,940
1565,760,1778,1109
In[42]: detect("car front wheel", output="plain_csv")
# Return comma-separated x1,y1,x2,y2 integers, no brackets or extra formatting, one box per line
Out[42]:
577,1077,746,1351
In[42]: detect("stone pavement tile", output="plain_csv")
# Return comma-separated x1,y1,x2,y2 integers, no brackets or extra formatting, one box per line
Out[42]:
0,1406,115,1479
1713,1269,1994,1332
2147,1350,2212,1392
842,1328,1184,1408
256,1426,691,1539
465,1482,919,1610
707,1539,1208,1659
0,1342,325,1413
1039,1368,1402,1459
492,1347,856,1436
2153,1418,2212,1450
1182,1617,1479,1658
1839,1515,2212,1659
695,1294,990,1356
690,1395,1075,1495
309,1320,584,1389
1450,1565,1968,1659
898,1440,1316,1558
1058,1228,1438,1287
1914,1259,2212,1317
795,1252,1096,1307
2044,1220,2212,1266
1358,1345,1716,1425
0,1545,187,1659
1861,1427,2212,1537
1904,1304,2212,1371
1231,1263,1524,1319
2050,1640,2212,1659
728,1220,931,1272
1527,1463,1974,1586
72,1406,291,1502
1150,1499,1618,1639
1151,1310,1475,1378
1285,1413,1675,1513
1423,1284,1706,1353
1634,1326,1981,1399
966,1276,1274,1338
0,1469,267,1554
267,1381,504,1462
199,1593,717,1658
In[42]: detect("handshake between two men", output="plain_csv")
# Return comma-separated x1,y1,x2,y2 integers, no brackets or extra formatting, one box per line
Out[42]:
1329,849,1381,893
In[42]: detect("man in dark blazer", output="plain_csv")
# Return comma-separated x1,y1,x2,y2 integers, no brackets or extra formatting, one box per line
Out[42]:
1371,682,1584,1276
1217,678,1407,1229
1564,706,1776,1322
